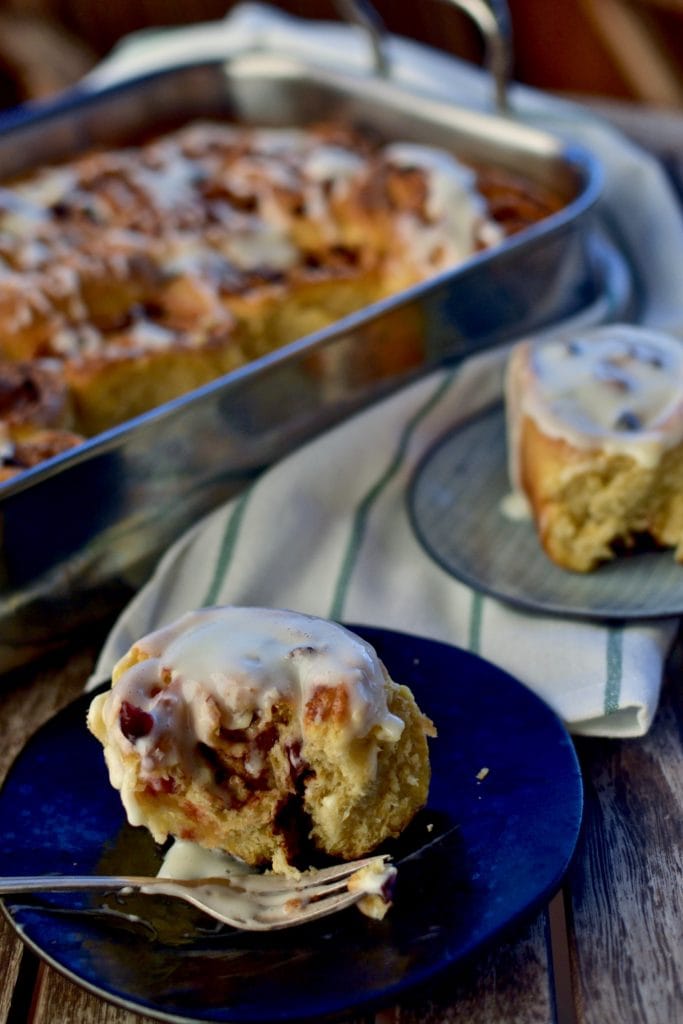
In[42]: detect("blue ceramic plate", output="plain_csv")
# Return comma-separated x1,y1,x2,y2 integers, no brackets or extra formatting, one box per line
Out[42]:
0,626,582,1023
409,405,683,620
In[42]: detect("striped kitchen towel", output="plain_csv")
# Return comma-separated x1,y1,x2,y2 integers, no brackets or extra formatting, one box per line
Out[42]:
89,346,677,738
87,3,683,736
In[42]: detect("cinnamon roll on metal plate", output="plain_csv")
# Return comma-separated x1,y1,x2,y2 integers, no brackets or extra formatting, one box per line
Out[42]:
505,325,683,571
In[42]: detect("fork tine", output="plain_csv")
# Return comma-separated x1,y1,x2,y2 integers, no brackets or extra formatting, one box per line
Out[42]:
232,854,390,894
177,852,393,930
177,878,366,930
292,854,390,887
251,888,365,930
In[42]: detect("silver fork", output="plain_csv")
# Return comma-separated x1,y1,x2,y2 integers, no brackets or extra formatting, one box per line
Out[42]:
0,854,395,931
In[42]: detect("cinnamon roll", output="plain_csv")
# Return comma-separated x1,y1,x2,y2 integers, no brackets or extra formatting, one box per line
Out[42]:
505,325,683,571
87,606,435,872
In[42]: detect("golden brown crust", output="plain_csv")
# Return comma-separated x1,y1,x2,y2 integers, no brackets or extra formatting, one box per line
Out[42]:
476,166,563,234
516,412,683,572
304,684,350,727
0,359,82,479
0,359,72,428
0,427,83,482
303,678,433,861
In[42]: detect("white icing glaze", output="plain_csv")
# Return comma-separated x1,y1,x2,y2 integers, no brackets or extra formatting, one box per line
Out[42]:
500,490,532,522
303,145,365,187
158,837,253,881
384,142,503,269
220,218,298,272
88,606,404,831
506,326,683,491
147,840,301,925
249,128,311,156
134,155,198,210
124,320,178,351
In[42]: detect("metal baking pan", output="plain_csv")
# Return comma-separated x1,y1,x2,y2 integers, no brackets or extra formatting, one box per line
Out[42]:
0,40,617,665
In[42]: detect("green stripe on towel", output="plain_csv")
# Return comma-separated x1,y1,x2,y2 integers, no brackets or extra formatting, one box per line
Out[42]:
605,626,623,714
203,487,253,606
330,370,457,620
468,590,484,654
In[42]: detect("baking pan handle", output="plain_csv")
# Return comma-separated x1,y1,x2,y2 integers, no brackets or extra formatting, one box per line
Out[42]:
439,0,513,112
333,0,390,75
335,0,512,112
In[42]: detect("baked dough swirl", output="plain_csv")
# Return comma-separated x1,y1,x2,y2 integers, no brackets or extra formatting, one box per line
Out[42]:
88,606,436,871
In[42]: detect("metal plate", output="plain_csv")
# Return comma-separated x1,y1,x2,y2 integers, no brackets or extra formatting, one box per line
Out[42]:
409,404,683,621
0,51,606,661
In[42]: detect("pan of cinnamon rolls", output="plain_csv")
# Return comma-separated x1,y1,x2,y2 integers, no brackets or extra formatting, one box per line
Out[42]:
0,45,603,655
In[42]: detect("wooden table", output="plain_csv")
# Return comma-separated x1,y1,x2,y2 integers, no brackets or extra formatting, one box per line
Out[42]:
0,618,681,1024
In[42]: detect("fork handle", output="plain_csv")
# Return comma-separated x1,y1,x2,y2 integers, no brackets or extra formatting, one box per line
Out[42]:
0,875,165,895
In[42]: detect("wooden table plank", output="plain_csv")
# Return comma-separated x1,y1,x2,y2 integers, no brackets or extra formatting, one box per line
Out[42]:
568,669,683,1024
32,965,371,1024
0,645,98,774
0,641,103,1024
31,963,158,1024
372,910,553,1023
0,930,23,1024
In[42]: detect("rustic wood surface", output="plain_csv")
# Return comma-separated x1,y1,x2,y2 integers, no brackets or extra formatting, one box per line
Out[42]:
0,631,680,1024
569,656,683,1024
